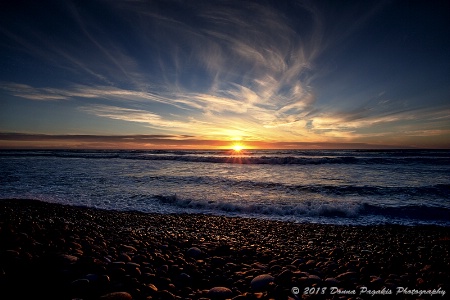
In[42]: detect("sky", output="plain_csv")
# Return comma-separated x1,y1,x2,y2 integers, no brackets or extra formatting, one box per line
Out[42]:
1,0,449,149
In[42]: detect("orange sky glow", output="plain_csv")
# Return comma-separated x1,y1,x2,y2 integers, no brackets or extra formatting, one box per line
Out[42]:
1,133,447,150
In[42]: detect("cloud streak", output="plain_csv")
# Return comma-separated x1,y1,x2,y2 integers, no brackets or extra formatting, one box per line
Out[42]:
0,132,412,149
2,79,449,146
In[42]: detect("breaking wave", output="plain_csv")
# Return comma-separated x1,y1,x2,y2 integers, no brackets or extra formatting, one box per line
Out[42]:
153,194,450,225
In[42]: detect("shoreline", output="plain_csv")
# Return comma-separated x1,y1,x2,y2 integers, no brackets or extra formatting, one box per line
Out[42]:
1,198,449,299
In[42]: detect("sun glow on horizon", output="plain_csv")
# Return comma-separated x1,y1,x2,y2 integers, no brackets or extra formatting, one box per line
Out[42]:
231,143,245,152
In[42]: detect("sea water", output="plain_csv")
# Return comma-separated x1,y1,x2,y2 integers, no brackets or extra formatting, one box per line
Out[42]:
1,149,449,226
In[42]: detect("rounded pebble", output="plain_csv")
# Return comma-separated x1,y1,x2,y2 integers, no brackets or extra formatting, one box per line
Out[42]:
99,291,133,300
187,247,202,258
250,274,274,291
207,286,233,299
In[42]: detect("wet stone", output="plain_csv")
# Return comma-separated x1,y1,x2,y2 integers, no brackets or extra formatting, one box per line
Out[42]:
187,247,202,259
99,291,133,300
207,286,233,299
118,253,132,262
336,271,358,281
275,269,293,284
158,290,176,300
250,274,274,291
308,274,322,283
324,277,340,286
120,245,137,252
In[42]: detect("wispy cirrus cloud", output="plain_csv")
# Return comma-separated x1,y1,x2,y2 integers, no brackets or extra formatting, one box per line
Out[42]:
0,0,367,122
78,103,269,141
79,104,192,129
1,83,71,101
3,80,449,145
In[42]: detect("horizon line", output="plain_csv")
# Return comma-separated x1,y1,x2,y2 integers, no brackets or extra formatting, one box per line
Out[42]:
0,132,448,150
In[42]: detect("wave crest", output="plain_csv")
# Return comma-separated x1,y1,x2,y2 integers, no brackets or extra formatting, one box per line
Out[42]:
153,194,450,225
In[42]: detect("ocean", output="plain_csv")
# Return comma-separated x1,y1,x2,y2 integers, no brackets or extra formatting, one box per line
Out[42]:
1,149,449,226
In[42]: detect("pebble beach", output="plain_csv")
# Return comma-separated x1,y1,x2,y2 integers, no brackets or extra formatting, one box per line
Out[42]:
1,199,449,300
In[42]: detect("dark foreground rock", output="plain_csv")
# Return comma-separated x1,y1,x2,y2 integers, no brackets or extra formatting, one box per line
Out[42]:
1,199,449,299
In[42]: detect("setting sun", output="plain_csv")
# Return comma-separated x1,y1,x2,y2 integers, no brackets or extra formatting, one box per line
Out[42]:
231,143,244,152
